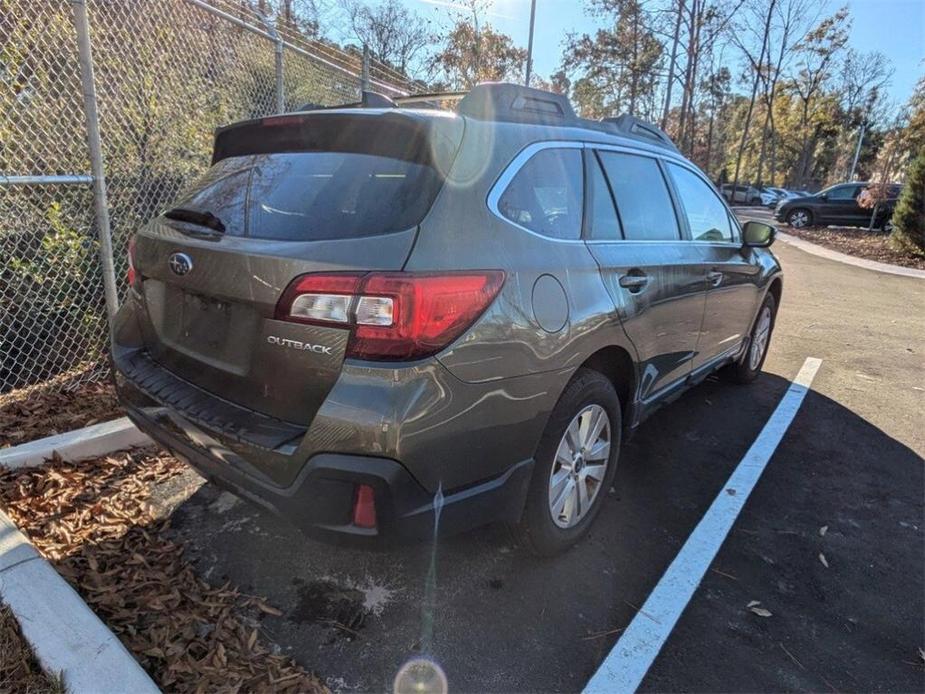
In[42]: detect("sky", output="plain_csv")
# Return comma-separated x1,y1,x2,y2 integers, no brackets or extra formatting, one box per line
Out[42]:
392,0,924,108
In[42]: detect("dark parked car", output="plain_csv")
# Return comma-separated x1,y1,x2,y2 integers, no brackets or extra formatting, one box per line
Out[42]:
775,182,899,230
112,83,782,554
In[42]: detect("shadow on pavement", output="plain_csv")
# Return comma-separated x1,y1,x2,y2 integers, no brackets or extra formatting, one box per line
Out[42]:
167,372,923,693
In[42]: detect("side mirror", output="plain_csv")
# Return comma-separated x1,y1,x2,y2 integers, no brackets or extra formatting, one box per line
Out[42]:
742,220,776,248
818,192,827,200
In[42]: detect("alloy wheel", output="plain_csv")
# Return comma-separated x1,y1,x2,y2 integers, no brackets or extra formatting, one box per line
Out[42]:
749,306,772,371
548,404,611,529
789,210,809,228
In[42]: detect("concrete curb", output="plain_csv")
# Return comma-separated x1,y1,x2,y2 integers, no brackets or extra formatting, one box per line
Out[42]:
0,511,159,693
775,231,925,279
0,417,151,470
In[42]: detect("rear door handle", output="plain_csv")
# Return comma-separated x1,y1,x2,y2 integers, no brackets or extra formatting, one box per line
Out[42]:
706,271,723,286
619,273,649,292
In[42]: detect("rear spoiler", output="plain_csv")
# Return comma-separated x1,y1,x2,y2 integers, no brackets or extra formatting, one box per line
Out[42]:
210,111,464,167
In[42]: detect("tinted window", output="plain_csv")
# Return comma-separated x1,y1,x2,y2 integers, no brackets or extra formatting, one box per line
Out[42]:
826,185,859,200
667,162,735,242
171,152,444,241
598,152,680,241
587,154,622,240
498,148,583,240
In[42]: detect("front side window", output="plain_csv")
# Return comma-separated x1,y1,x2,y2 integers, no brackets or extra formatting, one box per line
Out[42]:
497,148,583,240
667,162,735,242
598,151,680,241
825,185,860,200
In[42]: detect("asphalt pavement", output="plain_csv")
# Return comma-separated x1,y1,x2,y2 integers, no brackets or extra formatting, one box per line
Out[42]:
159,231,924,693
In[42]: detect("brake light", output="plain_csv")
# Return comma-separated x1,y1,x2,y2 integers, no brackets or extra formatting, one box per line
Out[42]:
274,271,505,360
126,236,138,290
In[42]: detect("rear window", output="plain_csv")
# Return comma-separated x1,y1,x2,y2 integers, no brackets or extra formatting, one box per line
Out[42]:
167,112,463,241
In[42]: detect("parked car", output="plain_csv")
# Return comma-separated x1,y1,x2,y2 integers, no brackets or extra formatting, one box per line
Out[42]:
775,181,899,230
757,186,791,207
721,183,763,205
111,83,783,555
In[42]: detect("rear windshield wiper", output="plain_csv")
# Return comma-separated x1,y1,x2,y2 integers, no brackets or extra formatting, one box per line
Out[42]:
163,207,226,234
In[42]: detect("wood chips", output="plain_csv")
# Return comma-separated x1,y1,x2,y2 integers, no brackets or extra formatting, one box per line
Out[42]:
0,450,327,693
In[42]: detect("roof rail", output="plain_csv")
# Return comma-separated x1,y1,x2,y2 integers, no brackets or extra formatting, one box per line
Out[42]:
600,114,679,153
297,90,396,112
457,82,576,125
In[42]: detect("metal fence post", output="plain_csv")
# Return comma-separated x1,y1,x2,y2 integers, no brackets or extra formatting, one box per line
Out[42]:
275,34,284,112
71,0,119,325
361,45,370,93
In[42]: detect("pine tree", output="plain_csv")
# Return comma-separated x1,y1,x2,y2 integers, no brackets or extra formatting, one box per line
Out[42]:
890,150,925,256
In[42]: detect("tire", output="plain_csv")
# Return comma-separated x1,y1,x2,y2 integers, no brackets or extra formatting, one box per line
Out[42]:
749,197,761,206
724,293,776,384
787,208,812,228
516,368,621,556
879,217,894,233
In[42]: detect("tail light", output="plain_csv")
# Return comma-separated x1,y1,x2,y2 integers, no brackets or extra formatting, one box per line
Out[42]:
275,271,505,360
126,236,139,290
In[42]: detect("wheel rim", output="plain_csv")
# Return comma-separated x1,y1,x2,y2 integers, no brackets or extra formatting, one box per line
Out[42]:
548,404,611,529
790,211,808,228
749,306,772,371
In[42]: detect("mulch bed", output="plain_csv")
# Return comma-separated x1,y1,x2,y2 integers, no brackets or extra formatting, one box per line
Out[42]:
0,450,327,693
783,226,925,270
0,369,123,449
0,604,64,694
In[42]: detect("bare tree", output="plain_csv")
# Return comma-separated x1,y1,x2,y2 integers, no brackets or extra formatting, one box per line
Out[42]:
340,0,433,79
730,0,776,194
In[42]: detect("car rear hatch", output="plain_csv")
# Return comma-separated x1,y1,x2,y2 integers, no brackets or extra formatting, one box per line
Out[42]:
128,110,464,428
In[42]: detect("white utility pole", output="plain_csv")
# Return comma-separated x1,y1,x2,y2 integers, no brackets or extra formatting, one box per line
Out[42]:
525,0,537,87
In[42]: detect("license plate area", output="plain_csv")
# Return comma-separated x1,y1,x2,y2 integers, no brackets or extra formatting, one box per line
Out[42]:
146,281,258,371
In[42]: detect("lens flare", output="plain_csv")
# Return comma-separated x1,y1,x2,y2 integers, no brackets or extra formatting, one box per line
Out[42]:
393,657,448,694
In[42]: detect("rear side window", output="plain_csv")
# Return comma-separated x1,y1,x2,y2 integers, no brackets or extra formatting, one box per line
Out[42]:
666,162,735,242
497,148,583,240
598,152,680,241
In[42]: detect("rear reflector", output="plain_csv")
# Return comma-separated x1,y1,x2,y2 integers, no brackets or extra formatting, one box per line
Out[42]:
275,271,505,360
352,484,377,529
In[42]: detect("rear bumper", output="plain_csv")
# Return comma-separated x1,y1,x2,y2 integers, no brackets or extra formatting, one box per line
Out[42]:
122,388,532,544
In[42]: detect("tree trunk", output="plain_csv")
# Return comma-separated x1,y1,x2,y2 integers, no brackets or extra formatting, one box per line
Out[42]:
732,0,775,194
661,0,685,130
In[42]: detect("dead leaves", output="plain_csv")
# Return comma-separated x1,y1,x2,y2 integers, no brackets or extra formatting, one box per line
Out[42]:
0,450,327,694
0,368,122,448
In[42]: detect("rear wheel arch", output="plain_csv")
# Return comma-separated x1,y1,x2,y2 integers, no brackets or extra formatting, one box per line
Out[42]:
579,346,637,428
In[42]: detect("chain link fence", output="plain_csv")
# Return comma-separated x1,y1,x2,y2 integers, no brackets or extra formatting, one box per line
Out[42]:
0,0,412,395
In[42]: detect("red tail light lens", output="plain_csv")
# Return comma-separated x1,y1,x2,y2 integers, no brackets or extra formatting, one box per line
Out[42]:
126,236,139,290
274,271,505,360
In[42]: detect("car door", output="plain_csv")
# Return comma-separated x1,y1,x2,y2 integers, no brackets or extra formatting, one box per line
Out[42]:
818,184,862,225
663,161,761,372
584,148,706,402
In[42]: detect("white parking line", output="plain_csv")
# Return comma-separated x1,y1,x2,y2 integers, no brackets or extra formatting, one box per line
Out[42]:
584,357,823,694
